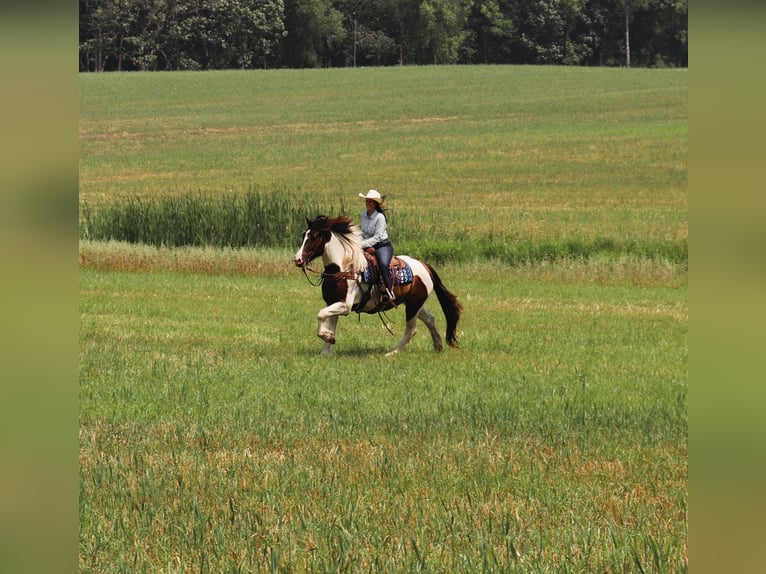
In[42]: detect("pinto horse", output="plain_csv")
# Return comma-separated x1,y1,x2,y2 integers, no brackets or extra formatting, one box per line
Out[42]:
293,215,463,356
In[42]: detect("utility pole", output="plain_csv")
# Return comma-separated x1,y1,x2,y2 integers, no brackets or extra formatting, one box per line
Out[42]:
624,4,631,67
345,10,358,68
353,17,357,67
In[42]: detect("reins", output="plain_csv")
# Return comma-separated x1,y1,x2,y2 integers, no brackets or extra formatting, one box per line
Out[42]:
301,264,357,287
301,263,397,338
301,265,325,287
376,308,396,337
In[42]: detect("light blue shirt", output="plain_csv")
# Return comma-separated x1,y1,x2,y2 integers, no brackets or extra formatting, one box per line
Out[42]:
359,210,389,248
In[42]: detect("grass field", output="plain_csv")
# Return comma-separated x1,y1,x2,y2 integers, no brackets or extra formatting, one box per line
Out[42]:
79,66,687,572
80,246,686,572
79,66,687,248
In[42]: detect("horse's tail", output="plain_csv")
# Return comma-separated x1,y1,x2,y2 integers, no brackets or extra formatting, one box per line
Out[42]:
426,263,463,347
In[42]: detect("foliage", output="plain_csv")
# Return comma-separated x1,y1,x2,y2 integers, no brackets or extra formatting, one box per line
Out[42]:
79,0,287,71
281,0,346,67
79,0,687,70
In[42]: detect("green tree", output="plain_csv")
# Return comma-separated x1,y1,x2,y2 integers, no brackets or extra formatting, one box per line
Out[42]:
633,0,687,67
281,0,345,67
418,0,471,64
80,0,687,69
81,0,286,70
184,0,286,69
465,0,516,64
79,0,135,71
329,0,414,65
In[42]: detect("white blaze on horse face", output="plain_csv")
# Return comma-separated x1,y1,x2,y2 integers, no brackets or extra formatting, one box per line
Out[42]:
293,230,310,266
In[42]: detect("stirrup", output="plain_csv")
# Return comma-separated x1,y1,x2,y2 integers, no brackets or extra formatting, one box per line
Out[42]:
382,287,397,307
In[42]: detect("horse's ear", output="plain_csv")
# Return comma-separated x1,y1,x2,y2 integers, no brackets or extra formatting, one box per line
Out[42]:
305,216,312,228
313,215,330,231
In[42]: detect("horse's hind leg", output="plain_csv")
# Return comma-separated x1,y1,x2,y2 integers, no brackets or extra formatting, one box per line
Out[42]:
418,306,443,351
385,280,430,356
386,315,418,357
386,298,430,356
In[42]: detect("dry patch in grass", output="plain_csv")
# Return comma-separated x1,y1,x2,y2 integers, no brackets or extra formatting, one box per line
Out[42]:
79,240,293,277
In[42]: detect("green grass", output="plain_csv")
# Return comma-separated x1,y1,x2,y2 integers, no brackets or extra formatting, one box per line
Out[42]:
79,66,687,249
79,245,687,572
79,65,687,572
79,189,337,249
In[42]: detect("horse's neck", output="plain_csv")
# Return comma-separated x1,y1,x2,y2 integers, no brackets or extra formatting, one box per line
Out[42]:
323,234,365,272
322,235,346,269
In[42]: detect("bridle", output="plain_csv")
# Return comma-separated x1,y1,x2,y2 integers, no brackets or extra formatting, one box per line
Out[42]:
296,239,395,336
297,229,358,287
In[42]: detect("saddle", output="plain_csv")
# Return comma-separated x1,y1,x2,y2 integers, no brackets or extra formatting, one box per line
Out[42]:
357,249,413,311
362,250,412,287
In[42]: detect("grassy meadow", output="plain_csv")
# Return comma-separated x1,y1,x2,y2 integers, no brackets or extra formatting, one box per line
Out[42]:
79,66,687,572
79,66,687,248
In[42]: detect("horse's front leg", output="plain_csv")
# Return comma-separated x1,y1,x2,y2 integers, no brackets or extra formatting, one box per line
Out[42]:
316,281,358,354
319,315,339,355
317,302,348,345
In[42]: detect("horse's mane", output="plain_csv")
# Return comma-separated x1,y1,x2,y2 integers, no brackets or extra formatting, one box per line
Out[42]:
309,215,367,273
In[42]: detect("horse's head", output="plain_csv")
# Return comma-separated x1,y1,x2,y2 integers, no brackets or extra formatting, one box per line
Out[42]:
293,216,332,267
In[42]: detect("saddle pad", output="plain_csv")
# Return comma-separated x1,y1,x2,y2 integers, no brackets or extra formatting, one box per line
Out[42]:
362,261,414,285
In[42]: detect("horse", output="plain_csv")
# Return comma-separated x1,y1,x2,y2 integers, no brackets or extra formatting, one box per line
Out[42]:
293,215,463,356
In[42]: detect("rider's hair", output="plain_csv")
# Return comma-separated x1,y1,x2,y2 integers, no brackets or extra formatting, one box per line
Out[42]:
374,198,387,218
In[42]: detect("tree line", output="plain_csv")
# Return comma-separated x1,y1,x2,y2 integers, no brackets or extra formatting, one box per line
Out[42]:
79,0,687,72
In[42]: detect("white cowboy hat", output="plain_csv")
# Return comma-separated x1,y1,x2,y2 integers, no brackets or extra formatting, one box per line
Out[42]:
359,189,382,203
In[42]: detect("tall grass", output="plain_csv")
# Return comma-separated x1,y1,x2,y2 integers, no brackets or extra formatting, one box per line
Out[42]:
79,187,343,249
80,187,687,265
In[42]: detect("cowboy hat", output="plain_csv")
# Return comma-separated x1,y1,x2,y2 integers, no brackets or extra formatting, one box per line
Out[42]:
358,189,383,203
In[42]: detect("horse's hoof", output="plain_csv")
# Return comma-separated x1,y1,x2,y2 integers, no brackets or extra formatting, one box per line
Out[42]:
384,350,399,357
318,331,335,345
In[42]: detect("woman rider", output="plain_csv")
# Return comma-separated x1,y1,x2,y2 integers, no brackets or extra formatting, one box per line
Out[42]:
358,189,395,302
